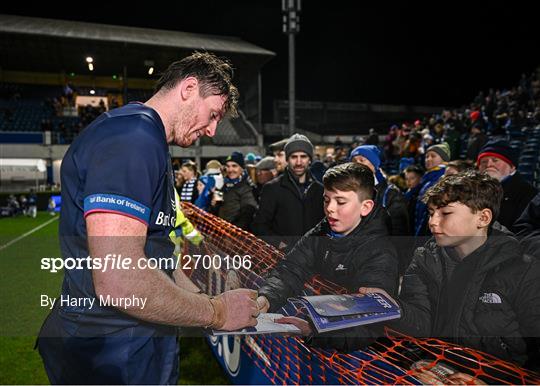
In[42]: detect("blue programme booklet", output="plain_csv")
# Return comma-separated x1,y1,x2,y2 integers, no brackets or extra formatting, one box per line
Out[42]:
295,293,401,333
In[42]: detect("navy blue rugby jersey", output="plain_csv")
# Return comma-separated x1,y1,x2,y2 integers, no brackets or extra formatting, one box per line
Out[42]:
57,102,176,328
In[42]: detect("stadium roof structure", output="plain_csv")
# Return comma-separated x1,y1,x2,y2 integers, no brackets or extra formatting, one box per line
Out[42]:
0,14,275,79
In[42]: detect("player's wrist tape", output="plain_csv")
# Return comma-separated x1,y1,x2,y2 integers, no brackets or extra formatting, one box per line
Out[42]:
206,295,225,330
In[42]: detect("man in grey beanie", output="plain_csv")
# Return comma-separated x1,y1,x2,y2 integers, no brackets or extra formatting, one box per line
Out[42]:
284,133,315,185
252,133,324,250
284,133,314,160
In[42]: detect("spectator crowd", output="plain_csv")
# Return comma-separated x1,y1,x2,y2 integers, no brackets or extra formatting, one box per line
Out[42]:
170,70,540,370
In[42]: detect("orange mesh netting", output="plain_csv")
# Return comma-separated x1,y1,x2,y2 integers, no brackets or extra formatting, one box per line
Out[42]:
181,202,540,385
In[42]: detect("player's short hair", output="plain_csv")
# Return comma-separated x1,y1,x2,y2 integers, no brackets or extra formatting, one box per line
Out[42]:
155,51,239,117
423,170,502,223
323,162,374,201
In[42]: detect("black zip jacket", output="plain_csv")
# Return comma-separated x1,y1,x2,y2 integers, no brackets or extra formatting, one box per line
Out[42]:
218,178,258,230
257,206,399,351
375,180,409,237
499,172,537,231
251,167,324,248
393,230,540,369
514,192,540,259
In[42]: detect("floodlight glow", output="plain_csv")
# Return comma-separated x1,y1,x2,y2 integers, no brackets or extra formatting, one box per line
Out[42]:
90,89,95,95
88,63,94,71
148,67,154,75
86,56,93,63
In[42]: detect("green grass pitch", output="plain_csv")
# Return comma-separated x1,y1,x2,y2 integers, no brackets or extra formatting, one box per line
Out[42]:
0,213,229,384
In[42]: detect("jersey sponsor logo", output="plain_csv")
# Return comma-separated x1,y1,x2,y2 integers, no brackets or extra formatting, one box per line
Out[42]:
84,193,150,224
479,292,502,304
155,211,176,227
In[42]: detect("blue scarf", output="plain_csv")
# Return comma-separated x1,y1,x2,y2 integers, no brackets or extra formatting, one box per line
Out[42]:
327,229,346,239
223,171,250,193
194,176,215,211
374,168,386,185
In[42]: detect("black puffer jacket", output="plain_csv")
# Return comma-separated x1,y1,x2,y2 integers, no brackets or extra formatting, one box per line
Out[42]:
258,205,398,310
252,168,324,248
218,178,257,230
375,180,409,237
514,192,540,259
499,172,537,231
258,205,399,352
394,230,540,369
375,180,412,273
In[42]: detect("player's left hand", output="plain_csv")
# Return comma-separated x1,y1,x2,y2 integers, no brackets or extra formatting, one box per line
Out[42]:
275,316,312,336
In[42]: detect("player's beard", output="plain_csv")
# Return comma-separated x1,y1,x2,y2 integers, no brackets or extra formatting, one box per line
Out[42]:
175,99,198,147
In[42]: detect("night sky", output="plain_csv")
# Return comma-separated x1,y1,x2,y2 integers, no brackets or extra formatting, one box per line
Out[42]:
3,2,540,121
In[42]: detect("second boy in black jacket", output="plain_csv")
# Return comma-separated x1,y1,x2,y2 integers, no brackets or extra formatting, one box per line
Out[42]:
368,172,540,369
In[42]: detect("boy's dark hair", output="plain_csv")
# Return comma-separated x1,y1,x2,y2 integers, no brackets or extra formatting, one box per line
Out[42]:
155,51,239,117
423,171,502,223
404,164,424,176
446,159,474,173
323,162,374,201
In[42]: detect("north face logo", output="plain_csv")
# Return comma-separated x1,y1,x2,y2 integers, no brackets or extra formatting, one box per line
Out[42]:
335,264,347,271
479,292,502,304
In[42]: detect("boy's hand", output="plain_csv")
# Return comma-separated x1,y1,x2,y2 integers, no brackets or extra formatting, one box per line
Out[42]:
256,295,270,313
358,287,399,306
275,316,312,336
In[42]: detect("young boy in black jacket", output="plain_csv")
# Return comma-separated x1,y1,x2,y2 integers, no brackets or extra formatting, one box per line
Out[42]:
366,171,540,369
256,162,398,350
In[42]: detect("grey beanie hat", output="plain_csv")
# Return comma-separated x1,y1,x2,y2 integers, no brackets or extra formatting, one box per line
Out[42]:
284,133,314,159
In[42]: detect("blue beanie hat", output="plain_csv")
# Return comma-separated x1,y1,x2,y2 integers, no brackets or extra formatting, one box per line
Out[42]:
225,151,245,168
349,145,381,170
399,157,415,173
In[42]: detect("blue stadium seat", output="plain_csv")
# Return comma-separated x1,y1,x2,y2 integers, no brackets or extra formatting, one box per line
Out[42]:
521,149,539,158
520,155,537,164
510,140,522,147
518,162,534,172
520,172,534,183
508,130,525,139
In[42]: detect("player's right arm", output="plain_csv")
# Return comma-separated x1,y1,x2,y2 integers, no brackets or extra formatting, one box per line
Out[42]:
87,212,257,330
81,120,257,330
